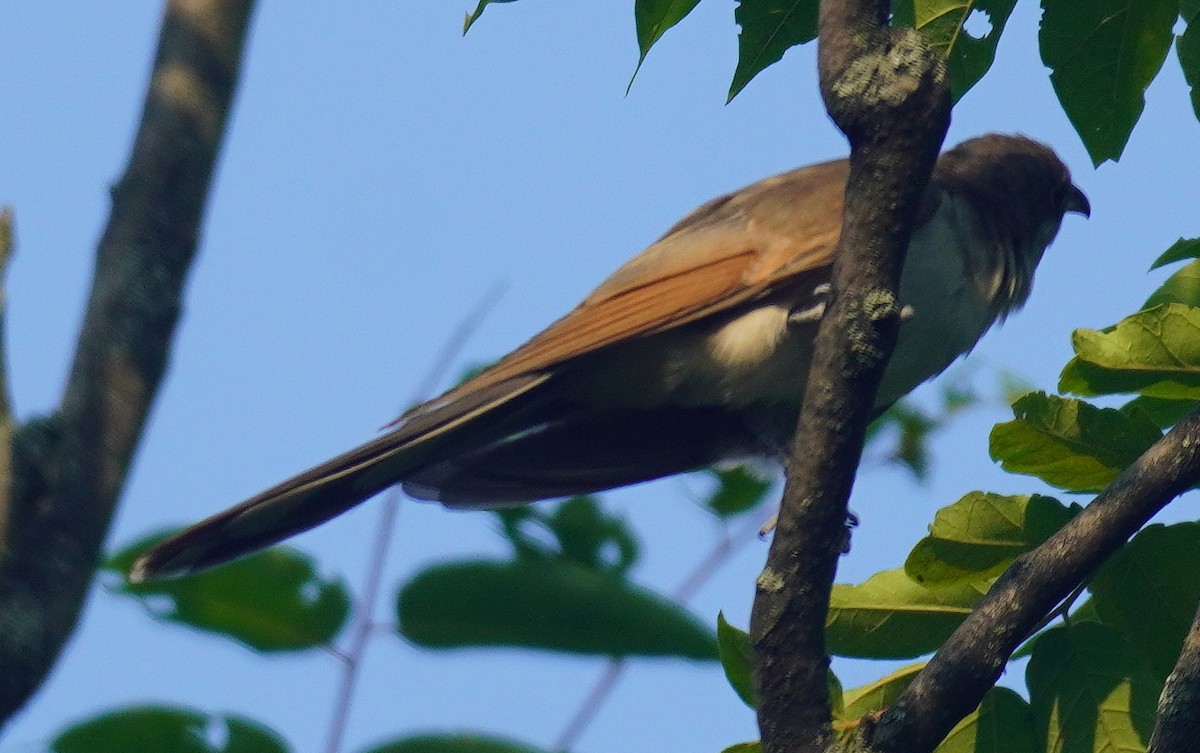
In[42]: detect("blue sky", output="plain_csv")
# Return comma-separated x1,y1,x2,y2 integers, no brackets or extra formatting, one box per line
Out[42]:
2,3,1199,753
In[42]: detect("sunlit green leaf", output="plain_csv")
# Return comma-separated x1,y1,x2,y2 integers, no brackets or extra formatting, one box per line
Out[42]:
1144,259,1200,311
52,706,288,753
990,392,1161,492
1040,0,1178,165
841,663,924,718
1060,304,1200,399
934,688,1034,753
106,533,350,652
397,559,716,659
906,492,1074,585
828,570,986,658
1026,623,1158,752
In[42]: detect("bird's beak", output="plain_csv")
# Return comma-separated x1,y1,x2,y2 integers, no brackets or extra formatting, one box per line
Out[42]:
1066,184,1090,218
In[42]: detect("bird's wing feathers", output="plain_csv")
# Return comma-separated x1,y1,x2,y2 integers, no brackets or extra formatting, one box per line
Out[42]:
404,159,849,418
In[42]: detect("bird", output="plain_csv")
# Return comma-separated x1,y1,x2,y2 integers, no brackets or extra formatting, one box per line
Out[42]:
129,133,1089,582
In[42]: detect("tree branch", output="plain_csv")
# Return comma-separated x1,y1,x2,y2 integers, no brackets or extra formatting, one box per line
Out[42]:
749,1,949,751
0,0,253,726
870,410,1200,753
1149,602,1200,752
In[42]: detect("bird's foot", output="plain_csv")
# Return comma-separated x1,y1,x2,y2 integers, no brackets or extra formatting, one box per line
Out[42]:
788,283,833,324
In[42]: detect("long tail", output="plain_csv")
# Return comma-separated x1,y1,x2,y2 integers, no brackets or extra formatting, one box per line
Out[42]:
129,375,549,581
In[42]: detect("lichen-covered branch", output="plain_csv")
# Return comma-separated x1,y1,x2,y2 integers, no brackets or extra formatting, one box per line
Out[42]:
0,0,253,726
748,1,949,751
870,410,1200,753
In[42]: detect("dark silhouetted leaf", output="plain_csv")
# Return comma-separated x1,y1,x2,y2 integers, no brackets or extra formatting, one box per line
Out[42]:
1040,0,1177,165
906,492,1074,585
729,0,818,101
52,706,288,753
1180,3,1200,121
1090,523,1200,680
1150,236,1200,270
397,559,716,659
703,465,774,517
1124,395,1200,428
631,0,702,86
494,496,638,573
106,533,350,652
462,0,518,34
361,733,548,753
1026,623,1158,752
989,392,1161,492
892,0,1018,101
827,570,986,658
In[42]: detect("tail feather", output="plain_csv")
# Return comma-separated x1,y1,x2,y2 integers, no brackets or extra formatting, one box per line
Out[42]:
129,374,551,581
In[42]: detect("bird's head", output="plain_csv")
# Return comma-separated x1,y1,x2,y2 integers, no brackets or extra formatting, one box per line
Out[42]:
933,133,1088,311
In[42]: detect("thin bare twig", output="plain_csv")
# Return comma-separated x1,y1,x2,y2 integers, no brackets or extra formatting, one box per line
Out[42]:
323,284,505,753
552,512,769,752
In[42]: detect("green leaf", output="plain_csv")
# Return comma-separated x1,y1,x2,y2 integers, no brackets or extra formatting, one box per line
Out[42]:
631,0,702,85
462,0,518,34
867,401,937,479
905,492,1074,586
106,533,350,652
52,706,288,753
989,392,1161,493
891,0,1018,101
495,496,638,574
1060,304,1200,399
1179,4,1200,122
1149,237,1200,270
719,743,762,753
1026,623,1158,753
717,612,757,708
397,559,717,659
703,465,774,517
1144,259,1200,311
729,0,819,101
1090,523,1200,680
361,733,549,753
1124,395,1200,428
827,570,986,658
841,663,924,718
934,688,1035,753
1039,0,1178,165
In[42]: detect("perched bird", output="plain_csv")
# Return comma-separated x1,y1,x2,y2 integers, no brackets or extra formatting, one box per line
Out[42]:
130,134,1088,581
